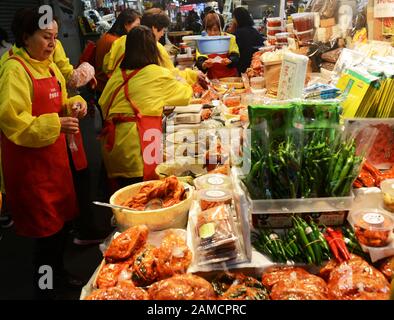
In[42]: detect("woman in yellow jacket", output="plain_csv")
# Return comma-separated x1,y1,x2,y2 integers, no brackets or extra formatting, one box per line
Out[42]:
0,8,87,296
103,9,202,87
196,12,240,79
99,26,193,189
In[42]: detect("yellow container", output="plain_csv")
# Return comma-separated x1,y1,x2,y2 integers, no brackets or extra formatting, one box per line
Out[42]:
109,181,193,231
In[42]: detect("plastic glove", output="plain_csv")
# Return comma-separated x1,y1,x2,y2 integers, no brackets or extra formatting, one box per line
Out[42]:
67,62,95,89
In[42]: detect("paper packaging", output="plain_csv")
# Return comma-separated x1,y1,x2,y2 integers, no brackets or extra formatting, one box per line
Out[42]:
320,17,336,28
277,52,309,100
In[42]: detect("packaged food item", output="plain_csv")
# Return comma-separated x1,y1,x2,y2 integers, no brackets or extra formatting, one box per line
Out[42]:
174,112,202,124
267,17,283,28
275,32,290,45
353,209,394,247
267,27,285,36
199,189,233,211
381,179,394,213
250,77,265,89
194,205,239,265
267,36,277,45
194,173,232,190
291,13,315,32
295,29,315,44
223,95,241,107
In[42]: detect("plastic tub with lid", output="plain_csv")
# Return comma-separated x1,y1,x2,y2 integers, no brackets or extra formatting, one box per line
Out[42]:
194,173,232,191
267,17,282,28
295,29,315,43
267,27,285,36
291,12,314,32
275,32,290,44
381,179,394,213
195,35,231,55
198,188,233,211
352,209,394,247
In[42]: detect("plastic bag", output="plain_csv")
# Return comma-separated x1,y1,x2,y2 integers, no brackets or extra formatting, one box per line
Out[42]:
67,62,95,89
305,0,338,19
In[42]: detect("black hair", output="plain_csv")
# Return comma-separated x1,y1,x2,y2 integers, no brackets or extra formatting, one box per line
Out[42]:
233,7,254,28
0,27,9,47
108,9,140,36
141,10,170,31
11,7,58,48
120,25,161,70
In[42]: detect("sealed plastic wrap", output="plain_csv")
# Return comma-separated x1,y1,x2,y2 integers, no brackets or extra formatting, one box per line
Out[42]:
319,254,391,300
147,274,216,300
194,173,232,190
262,266,329,300
198,189,233,211
277,52,309,100
305,0,338,19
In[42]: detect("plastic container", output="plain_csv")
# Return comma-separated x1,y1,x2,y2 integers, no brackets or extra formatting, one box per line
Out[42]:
381,179,394,213
109,181,194,231
194,173,232,191
195,35,231,55
223,95,241,107
352,209,394,247
267,36,277,45
198,189,233,211
250,76,265,89
275,32,290,44
291,12,315,32
295,29,315,44
267,27,284,36
267,17,282,28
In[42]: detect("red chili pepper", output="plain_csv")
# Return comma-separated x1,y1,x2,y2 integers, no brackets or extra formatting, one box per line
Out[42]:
324,233,343,263
353,179,364,188
327,228,351,261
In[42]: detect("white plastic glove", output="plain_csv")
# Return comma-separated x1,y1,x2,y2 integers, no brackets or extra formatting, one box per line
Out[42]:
67,62,95,89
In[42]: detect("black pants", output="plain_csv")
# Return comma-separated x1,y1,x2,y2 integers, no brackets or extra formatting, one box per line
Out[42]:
32,225,70,299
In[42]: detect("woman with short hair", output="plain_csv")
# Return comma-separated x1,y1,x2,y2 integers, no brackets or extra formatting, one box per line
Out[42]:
0,7,87,298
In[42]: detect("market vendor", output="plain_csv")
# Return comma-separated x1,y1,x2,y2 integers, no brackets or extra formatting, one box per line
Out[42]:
196,12,240,79
0,10,94,89
99,26,193,190
102,9,205,87
0,7,87,297
95,9,141,93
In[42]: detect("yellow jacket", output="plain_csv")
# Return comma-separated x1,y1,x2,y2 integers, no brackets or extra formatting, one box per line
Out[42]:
0,47,85,148
102,35,198,86
196,32,239,60
99,64,193,178
0,40,74,82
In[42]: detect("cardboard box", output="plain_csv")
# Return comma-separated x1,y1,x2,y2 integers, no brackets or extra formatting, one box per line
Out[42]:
320,18,336,28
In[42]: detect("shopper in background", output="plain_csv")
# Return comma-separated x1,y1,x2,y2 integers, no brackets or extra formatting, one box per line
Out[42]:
0,8,87,298
232,7,264,74
99,26,192,190
95,9,140,93
196,11,240,79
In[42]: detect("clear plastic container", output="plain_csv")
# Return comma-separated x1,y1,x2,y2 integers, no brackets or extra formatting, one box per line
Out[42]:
291,12,315,32
267,27,285,36
194,173,232,191
198,189,233,211
250,76,265,89
275,32,290,44
295,29,315,44
352,209,394,247
267,17,282,28
381,179,394,213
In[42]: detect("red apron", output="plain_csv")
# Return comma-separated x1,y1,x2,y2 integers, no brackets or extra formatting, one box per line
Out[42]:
1,56,78,238
207,53,238,79
101,68,162,181
8,48,88,171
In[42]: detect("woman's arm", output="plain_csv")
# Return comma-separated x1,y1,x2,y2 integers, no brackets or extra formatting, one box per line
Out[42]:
0,65,61,148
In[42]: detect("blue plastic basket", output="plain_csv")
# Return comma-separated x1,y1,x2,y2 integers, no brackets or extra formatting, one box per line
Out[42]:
196,36,231,55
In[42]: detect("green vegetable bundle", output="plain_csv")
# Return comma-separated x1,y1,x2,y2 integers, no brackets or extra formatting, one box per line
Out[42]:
244,100,364,199
252,216,331,265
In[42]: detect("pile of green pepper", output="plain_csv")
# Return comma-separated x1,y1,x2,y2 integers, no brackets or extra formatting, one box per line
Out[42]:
252,216,331,265
244,128,364,199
